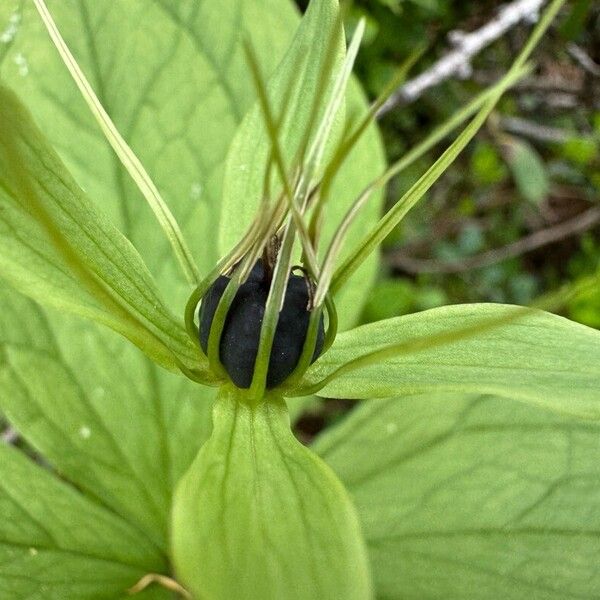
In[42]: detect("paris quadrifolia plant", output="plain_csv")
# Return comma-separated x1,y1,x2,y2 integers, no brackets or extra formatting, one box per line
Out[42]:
1,0,599,598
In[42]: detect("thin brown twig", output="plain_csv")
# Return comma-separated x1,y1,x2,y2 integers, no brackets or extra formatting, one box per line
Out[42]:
388,205,600,274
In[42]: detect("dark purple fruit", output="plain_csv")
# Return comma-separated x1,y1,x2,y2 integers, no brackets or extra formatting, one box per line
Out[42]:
199,261,324,389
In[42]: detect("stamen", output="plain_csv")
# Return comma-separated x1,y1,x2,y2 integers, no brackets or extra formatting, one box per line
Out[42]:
299,18,366,209
248,216,296,398
243,40,320,279
292,8,347,177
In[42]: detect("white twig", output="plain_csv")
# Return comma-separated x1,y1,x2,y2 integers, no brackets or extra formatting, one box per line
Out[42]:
378,0,546,116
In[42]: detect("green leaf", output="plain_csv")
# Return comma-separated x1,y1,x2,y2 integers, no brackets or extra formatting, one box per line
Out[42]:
505,137,550,204
316,81,385,327
0,283,214,550
300,304,600,418
172,386,373,600
314,393,600,599
0,441,166,598
0,84,204,375
0,0,384,329
0,0,297,285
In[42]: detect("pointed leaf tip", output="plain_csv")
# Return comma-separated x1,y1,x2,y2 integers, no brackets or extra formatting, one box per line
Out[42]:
172,386,373,600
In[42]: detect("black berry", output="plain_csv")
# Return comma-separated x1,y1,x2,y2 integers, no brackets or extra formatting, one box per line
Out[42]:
199,261,325,388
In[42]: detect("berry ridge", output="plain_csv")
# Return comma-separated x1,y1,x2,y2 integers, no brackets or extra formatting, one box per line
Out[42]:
199,261,325,389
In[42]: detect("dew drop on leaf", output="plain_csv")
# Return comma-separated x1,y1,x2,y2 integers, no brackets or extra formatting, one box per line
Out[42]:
386,422,398,435
79,425,92,439
92,387,105,401
0,11,20,44
13,52,28,77
189,182,203,201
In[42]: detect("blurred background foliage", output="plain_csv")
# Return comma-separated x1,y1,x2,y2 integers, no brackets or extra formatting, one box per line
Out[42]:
299,0,600,328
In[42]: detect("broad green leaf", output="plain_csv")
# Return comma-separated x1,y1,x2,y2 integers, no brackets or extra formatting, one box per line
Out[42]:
300,304,600,418
0,84,204,375
314,393,600,599
0,441,166,599
0,0,298,286
0,283,214,550
0,0,384,330
505,137,550,204
172,386,373,600
51,318,216,497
